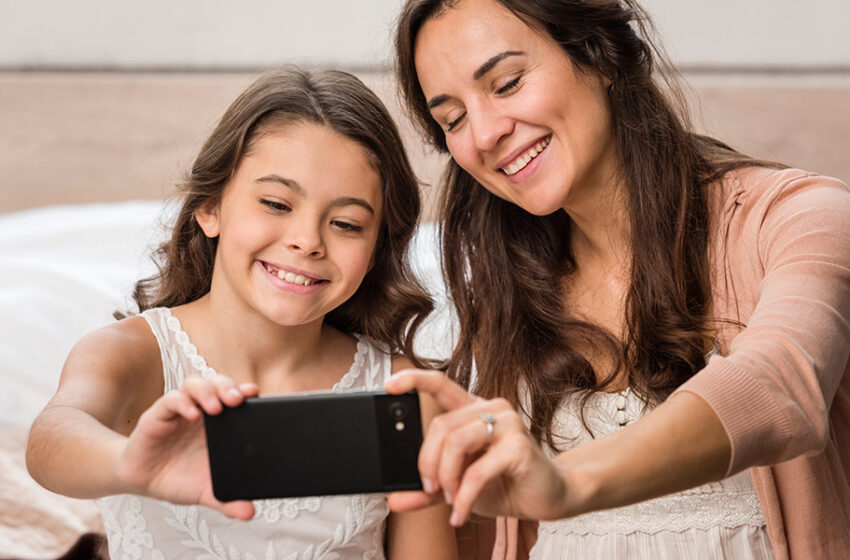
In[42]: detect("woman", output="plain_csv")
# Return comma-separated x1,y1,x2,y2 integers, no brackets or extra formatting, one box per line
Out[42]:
385,0,850,558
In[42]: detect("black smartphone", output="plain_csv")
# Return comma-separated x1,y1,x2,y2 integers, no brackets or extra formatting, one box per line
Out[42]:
202,389,423,501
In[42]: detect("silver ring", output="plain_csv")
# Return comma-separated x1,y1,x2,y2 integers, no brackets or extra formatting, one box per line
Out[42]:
480,413,496,443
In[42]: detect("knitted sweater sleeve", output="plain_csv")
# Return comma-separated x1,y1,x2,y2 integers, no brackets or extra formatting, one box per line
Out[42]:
674,169,850,476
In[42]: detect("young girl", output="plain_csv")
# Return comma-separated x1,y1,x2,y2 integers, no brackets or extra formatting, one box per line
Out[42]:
26,67,457,560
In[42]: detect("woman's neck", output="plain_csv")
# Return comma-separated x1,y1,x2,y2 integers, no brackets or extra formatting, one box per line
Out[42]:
564,175,631,270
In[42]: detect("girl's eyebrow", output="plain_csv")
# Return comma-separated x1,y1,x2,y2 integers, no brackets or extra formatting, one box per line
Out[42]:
256,174,375,214
426,50,526,110
257,174,304,195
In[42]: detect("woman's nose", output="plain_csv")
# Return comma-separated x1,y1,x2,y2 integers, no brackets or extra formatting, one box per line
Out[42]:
469,107,513,152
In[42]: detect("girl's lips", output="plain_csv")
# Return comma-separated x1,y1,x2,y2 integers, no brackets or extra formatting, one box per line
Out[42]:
258,261,326,290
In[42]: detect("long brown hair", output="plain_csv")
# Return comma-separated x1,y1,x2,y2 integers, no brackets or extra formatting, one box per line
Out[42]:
396,0,782,448
130,66,434,365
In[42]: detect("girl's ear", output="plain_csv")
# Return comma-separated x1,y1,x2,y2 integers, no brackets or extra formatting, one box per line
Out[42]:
194,199,221,238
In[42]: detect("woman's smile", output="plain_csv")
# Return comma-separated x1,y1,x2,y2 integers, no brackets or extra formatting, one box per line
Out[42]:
498,134,551,179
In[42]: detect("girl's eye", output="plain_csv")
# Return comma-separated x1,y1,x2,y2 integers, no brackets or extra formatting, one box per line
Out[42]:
331,220,363,233
261,199,290,212
495,76,521,95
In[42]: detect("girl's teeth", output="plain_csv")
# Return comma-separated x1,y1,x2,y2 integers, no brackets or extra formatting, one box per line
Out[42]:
274,268,313,286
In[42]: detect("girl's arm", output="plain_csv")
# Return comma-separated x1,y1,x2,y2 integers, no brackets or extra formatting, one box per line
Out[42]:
25,316,257,519
26,316,163,497
385,357,458,560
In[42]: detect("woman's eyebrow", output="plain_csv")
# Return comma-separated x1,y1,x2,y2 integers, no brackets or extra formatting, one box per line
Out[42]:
472,50,525,80
426,50,526,110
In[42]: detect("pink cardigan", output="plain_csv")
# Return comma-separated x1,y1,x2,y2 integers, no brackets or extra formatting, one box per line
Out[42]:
491,167,850,559
676,166,850,559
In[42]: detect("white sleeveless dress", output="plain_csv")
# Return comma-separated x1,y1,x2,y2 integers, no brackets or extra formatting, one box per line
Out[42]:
529,387,774,559
99,307,392,560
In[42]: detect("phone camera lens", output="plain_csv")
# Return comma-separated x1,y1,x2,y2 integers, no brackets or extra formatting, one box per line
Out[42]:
389,402,407,421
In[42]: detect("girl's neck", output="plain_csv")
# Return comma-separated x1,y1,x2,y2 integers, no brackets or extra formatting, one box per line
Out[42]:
172,296,357,394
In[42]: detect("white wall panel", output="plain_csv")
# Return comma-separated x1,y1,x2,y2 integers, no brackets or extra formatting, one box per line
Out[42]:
0,0,847,69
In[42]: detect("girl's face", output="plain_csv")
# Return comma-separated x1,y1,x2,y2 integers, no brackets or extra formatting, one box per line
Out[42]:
196,122,383,329
413,0,619,216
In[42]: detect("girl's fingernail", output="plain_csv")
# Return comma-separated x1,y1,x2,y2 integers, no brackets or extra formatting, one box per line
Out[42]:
227,388,241,398
449,511,461,526
443,490,453,504
422,478,435,493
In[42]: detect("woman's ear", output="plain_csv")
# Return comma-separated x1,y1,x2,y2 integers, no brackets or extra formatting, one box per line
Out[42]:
194,199,221,238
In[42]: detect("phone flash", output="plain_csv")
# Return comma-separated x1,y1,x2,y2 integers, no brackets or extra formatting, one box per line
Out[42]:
395,421,405,431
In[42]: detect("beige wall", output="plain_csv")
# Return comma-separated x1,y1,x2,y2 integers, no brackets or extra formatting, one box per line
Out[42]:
1,71,847,218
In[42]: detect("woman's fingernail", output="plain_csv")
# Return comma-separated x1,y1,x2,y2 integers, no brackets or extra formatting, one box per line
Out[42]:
422,478,435,493
449,511,461,526
443,490,453,504
227,388,241,399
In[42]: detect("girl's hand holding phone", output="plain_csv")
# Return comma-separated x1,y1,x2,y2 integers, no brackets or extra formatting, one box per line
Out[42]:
384,370,571,526
117,374,258,520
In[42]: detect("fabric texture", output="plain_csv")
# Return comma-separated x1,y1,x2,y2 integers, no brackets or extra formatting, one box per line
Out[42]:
529,388,773,559
99,307,393,560
675,167,850,559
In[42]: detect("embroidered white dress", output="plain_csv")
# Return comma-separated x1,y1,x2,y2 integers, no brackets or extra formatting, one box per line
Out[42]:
529,388,775,559
100,307,392,560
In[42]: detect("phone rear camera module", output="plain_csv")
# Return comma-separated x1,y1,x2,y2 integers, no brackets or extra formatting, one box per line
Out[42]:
389,401,408,421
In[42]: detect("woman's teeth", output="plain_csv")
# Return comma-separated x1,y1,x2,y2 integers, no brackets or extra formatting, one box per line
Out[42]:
264,263,315,286
502,136,551,176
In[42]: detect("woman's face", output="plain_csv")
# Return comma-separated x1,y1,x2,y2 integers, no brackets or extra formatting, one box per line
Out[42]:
413,0,619,216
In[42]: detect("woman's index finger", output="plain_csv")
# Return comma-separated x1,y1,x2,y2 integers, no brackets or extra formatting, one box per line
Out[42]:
385,369,477,411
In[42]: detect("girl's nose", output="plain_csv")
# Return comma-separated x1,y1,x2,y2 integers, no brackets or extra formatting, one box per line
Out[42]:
285,223,325,258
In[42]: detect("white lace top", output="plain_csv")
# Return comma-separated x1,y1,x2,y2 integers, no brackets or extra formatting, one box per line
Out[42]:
99,307,392,560
529,388,775,559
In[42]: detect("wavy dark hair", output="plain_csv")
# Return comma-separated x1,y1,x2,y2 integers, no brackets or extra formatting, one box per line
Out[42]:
130,66,433,365
396,0,783,448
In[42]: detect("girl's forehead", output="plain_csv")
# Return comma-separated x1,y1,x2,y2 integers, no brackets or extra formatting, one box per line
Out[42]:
235,123,383,204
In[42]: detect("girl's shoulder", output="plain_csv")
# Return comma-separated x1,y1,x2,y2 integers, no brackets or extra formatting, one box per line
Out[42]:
57,314,163,429
70,314,160,373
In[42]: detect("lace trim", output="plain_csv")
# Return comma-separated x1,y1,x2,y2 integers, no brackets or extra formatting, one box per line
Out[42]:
154,307,369,391
540,486,766,536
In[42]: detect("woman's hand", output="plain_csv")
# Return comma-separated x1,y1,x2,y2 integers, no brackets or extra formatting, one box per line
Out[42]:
385,369,571,526
117,374,259,520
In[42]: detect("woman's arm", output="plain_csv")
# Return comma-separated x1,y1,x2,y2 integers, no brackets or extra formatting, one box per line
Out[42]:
385,173,850,526
384,370,729,527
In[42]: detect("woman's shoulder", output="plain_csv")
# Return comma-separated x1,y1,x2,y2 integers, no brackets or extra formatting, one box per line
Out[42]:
720,165,849,209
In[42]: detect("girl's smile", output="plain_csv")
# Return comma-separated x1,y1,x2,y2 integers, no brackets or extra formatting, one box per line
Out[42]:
195,121,383,329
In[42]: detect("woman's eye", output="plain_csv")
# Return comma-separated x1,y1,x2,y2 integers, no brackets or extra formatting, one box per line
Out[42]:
331,220,363,233
495,76,521,95
446,112,466,132
261,199,290,212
